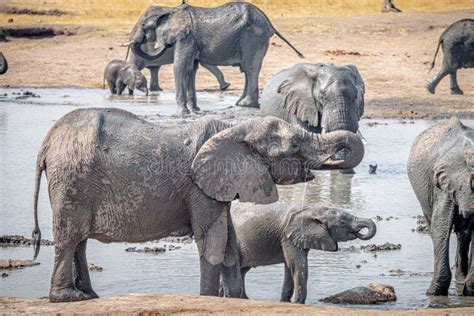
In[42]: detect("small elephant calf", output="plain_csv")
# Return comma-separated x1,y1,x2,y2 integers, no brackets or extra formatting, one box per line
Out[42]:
104,59,148,95
221,202,377,304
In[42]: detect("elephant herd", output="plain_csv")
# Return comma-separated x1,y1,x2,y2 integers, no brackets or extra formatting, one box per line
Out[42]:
26,1,473,305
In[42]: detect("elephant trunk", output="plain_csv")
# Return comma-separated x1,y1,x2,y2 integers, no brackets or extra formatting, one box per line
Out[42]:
131,41,167,61
312,130,364,170
322,95,359,133
0,53,8,75
353,218,377,240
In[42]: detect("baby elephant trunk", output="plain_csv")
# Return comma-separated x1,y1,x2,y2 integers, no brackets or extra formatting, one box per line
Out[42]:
353,218,377,240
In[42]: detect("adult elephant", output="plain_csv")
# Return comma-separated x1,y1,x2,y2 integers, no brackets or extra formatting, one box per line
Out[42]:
221,203,376,304
0,52,8,75
408,117,474,296
32,108,364,302
426,19,473,95
125,5,229,92
130,2,304,114
261,63,365,134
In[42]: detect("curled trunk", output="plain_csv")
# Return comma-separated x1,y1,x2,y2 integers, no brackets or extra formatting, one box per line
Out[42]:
353,218,377,240
131,41,167,61
314,130,364,170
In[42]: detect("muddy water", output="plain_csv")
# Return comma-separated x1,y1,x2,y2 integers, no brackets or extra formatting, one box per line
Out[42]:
1,88,474,309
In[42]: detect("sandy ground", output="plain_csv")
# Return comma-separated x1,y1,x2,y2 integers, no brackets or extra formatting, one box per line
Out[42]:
0,10,473,118
2,294,474,315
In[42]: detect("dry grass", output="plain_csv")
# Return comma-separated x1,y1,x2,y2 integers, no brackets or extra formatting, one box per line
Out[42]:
0,0,473,33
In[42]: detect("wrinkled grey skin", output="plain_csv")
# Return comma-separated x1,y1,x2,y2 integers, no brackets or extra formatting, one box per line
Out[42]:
407,117,474,296
125,6,230,92
0,52,8,75
426,19,474,95
220,203,376,304
31,108,364,302
104,60,148,96
131,3,304,114
261,63,365,134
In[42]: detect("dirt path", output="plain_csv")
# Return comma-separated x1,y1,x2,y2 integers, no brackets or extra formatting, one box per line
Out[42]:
2,294,474,315
0,10,473,118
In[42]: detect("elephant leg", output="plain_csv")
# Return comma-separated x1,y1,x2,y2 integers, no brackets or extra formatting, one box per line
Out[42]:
282,242,308,303
463,230,474,296
201,64,230,90
128,88,134,96
186,61,200,113
280,263,294,302
199,256,222,296
73,239,98,299
149,66,162,92
116,80,126,95
173,40,196,114
240,267,250,299
236,71,249,105
449,70,463,95
427,189,455,296
454,224,471,293
426,65,450,94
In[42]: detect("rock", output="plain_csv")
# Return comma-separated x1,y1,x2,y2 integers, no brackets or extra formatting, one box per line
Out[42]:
15,91,40,100
88,263,103,272
125,246,166,254
321,283,396,304
0,259,40,269
0,235,54,247
360,242,401,252
368,164,377,174
374,215,383,221
414,215,430,234
2,272,8,277
160,236,193,244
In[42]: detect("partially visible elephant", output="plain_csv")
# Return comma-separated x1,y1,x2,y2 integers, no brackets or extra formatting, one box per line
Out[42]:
0,52,8,75
261,63,365,134
104,60,148,95
125,5,230,92
426,19,473,95
130,2,304,114
408,117,474,296
220,202,376,304
31,108,364,302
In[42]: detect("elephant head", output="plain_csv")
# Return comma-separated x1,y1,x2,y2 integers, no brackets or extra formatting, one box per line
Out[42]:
284,207,377,251
119,67,148,95
275,63,365,134
433,130,474,218
130,6,191,60
0,52,8,75
191,116,364,204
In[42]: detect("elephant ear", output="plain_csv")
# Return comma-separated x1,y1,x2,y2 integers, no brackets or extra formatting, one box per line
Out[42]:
191,130,278,204
284,209,337,251
344,64,365,118
277,66,320,129
433,159,455,198
153,9,192,55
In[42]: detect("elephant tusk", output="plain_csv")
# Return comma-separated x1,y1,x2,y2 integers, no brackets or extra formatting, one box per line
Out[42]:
357,129,368,145
119,41,133,47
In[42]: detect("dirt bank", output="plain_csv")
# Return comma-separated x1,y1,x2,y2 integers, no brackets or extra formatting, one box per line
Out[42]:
2,294,474,315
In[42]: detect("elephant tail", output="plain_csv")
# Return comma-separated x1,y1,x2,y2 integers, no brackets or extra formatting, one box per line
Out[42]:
429,38,442,73
32,153,45,261
125,45,130,62
273,29,305,59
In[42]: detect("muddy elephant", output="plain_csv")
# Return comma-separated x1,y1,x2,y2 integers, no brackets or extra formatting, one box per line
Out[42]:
220,203,376,304
0,52,7,75
124,5,230,92
31,108,364,302
261,63,365,134
104,60,148,95
130,2,304,114
408,117,474,296
426,19,473,95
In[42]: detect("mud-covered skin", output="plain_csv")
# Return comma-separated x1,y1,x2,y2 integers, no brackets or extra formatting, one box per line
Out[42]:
0,52,8,75
32,108,364,302
407,117,474,296
132,2,304,114
426,19,474,95
126,6,229,92
104,60,148,96
261,63,365,134
321,283,396,304
220,203,376,304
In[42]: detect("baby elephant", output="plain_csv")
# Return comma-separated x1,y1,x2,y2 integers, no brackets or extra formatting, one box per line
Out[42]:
104,60,148,95
222,202,377,304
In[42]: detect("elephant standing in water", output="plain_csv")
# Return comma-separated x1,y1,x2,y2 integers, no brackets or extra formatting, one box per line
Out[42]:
426,19,473,95
131,2,304,114
221,203,376,304
125,5,230,92
32,108,364,302
0,52,7,74
408,117,474,296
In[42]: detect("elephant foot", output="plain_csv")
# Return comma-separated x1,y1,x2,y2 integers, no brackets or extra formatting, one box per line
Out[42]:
150,85,163,92
49,287,95,303
463,283,474,296
236,96,259,108
426,284,449,296
426,83,436,94
187,104,201,113
219,82,231,91
451,88,464,95
75,283,99,299
177,105,191,115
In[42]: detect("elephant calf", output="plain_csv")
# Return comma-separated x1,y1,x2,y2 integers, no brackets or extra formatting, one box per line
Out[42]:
408,117,474,296
104,60,148,95
221,202,376,304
